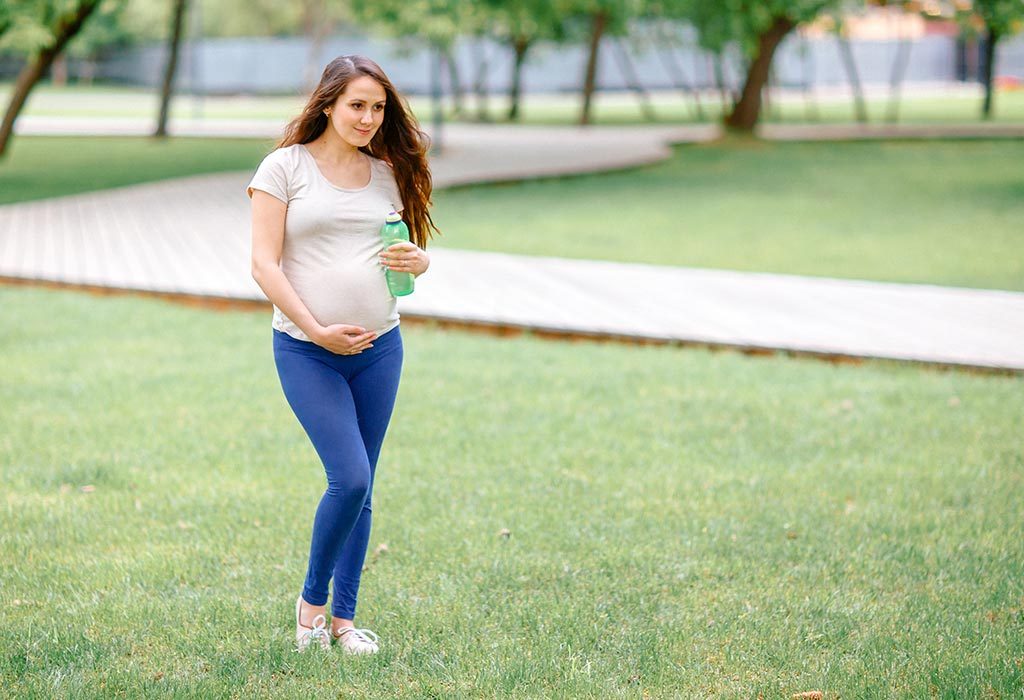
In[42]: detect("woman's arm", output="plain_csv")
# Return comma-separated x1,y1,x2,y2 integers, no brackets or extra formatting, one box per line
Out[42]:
250,190,376,354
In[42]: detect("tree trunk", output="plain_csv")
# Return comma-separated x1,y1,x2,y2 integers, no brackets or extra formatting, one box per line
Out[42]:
763,65,778,121
507,36,531,121
656,36,704,121
0,0,102,158
580,10,607,126
430,45,444,154
711,52,729,114
155,0,188,138
612,37,655,121
442,46,464,117
52,54,68,86
799,33,819,121
472,38,490,122
302,0,330,91
80,57,98,86
886,36,912,123
981,25,999,120
725,15,795,131
837,30,868,124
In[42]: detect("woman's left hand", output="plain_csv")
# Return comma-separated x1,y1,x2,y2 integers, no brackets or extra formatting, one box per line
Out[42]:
380,241,430,277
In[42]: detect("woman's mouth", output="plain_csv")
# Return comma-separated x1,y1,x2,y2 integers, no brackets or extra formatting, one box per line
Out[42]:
355,127,372,136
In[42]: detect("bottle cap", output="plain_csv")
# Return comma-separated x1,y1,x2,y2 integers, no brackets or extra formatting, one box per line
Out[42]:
385,211,402,223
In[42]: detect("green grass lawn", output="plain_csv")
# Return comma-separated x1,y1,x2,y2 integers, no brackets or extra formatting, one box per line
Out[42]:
1,286,1021,698
433,138,1024,291
0,136,274,205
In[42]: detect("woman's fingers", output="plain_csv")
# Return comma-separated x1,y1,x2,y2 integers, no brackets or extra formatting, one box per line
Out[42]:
380,242,421,270
344,331,377,354
348,337,376,352
380,253,422,272
317,326,377,355
334,324,367,334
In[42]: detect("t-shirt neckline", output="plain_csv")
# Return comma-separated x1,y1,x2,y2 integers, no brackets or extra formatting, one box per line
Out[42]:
298,143,374,192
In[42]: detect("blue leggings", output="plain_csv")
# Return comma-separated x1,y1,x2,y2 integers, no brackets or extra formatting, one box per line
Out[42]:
273,326,403,620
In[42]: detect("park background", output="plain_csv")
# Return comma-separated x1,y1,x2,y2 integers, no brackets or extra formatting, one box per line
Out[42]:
1,1,1023,698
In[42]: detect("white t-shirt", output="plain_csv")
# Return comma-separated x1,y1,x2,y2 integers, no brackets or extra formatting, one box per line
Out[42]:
247,143,405,341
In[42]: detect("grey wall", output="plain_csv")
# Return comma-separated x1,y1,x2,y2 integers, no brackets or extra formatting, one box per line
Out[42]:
92,29,1024,96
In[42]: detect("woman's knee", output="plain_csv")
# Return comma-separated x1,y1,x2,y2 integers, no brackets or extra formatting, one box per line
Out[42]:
324,462,371,504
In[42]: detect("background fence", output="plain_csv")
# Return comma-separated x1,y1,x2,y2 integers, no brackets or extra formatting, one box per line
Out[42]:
99,30,1024,96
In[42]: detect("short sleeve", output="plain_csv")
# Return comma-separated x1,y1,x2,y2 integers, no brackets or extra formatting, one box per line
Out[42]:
246,148,291,203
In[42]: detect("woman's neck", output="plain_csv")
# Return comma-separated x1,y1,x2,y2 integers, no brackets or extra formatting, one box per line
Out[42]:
308,130,363,166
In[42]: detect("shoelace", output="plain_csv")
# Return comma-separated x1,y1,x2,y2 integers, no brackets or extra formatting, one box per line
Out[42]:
335,626,379,650
298,614,331,651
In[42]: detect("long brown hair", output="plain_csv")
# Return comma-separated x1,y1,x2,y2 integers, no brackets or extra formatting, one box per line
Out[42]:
277,55,439,248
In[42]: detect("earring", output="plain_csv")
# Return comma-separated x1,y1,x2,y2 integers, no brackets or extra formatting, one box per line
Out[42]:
324,110,331,117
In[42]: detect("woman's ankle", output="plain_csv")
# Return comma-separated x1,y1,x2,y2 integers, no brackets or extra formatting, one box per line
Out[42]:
299,597,327,628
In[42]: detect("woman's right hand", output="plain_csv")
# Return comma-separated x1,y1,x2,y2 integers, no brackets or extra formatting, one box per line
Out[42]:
311,324,377,355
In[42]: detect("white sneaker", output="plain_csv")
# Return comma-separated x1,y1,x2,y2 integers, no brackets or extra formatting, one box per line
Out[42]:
332,626,380,655
295,595,331,652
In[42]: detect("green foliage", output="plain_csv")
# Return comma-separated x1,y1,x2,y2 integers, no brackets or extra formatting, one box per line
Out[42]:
7,0,356,52
349,0,641,51
351,0,483,49
0,0,107,54
961,0,1024,35
66,0,130,57
556,0,647,37
478,0,567,44
0,0,136,57
671,0,840,53
191,0,352,39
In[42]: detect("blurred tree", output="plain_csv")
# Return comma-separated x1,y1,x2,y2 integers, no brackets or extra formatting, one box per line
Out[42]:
154,0,186,138
301,0,355,91
352,0,480,117
557,0,646,125
1,1,130,85
0,9,12,42
880,1,915,123
351,0,481,150
828,9,869,123
479,0,566,121
112,0,347,41
0,0,109,158
680,0,841,131
959,0,1024,118
643,10,707,121
54,0,130,84
188,0,307,37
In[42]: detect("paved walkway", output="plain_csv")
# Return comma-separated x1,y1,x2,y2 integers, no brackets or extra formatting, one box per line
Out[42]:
2,120,1023,372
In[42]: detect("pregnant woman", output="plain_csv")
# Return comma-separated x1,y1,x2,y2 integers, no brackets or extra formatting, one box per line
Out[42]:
247,55,437,654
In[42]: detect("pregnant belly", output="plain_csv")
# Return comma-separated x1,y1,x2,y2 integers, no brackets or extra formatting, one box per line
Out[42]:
294,262,397,333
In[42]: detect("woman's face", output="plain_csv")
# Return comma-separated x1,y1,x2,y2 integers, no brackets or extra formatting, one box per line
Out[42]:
327,75,387,149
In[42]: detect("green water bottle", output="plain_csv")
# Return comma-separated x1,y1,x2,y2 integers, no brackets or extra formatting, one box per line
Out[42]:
381,211,415,297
